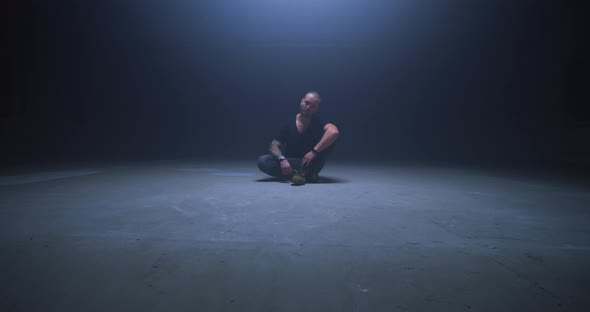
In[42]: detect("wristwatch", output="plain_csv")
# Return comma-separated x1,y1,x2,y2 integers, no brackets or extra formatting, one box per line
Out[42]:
278,156,287,162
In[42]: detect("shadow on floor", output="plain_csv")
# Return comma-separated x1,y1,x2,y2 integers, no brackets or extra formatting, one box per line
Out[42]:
254,176,349,184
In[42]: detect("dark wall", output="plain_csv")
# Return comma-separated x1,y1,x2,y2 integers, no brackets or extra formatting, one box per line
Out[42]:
2,0,588,166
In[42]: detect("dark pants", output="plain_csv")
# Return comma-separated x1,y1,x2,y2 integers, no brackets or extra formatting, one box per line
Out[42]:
257,155,326,178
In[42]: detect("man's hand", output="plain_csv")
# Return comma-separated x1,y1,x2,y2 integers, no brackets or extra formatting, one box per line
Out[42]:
280,159,292,176
301,150,317,168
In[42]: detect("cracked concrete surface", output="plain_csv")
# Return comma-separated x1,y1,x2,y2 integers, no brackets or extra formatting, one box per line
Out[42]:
1,161,589,311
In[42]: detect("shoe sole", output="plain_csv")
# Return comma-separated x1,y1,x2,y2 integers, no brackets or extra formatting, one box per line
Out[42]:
291,177,306,185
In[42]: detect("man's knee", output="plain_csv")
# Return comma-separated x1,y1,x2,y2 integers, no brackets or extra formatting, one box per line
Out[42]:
257,155,274,171
312,157,326,172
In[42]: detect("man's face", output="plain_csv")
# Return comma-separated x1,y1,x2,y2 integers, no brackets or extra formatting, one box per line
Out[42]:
300,94,320,117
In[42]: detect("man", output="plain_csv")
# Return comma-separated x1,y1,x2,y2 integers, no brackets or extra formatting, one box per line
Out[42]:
257,91,340,185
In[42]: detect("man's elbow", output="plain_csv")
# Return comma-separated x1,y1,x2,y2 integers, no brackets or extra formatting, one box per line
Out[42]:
329,126,340,139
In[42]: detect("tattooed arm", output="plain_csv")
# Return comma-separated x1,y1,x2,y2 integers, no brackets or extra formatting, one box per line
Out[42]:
269,140,292,176
269,140,284,159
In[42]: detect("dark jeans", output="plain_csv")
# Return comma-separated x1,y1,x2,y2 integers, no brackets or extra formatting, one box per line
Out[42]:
257,155,326,178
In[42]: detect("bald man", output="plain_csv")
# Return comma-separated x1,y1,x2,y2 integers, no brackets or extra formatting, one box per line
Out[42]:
257,91,340,185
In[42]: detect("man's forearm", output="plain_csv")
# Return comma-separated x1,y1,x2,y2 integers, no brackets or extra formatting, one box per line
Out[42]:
313,128,339,153
269,140,284,159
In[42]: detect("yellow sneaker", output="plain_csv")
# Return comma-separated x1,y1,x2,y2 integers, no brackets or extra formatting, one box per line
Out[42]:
291,169,306,185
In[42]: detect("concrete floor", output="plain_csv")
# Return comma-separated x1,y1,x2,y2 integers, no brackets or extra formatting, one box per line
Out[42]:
1,161,589,311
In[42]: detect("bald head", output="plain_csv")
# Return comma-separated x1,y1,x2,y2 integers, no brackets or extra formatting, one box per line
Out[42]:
305,91,321,103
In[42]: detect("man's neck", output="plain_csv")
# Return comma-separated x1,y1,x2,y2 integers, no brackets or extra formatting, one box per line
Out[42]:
298,113,312,123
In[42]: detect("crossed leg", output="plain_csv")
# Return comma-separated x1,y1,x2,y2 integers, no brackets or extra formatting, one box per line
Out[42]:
257,155,326,179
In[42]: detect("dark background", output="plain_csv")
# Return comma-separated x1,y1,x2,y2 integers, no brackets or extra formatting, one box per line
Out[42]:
2,0,589,168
